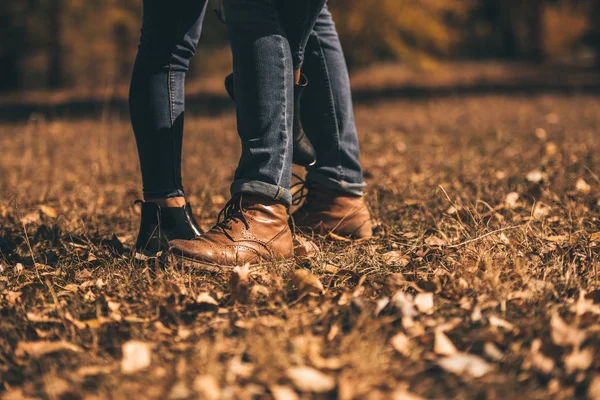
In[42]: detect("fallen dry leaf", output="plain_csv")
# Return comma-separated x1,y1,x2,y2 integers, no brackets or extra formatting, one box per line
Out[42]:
488,315,514,331
39,205,58,218
291,269,324,296
437,353,493,379
196,292,219,308
169,381,191,400
20,211,40,225
589,375,600,400
524,339,555,374
434,330,458,356
76,365,115,377
532,202,551,219
424,235,445,247
26,312,62,324
550,314,586,347
15,340,82,359
504,192,520,208
391,385,426,400
414,292,434,314
391,291,417,329
390,332,413,357
575,178,591,194
295,236,319,259
193,375,221,400
483,342,504,361
270,385,299,400
564,348,594,374
121,341,152,374
526,169,545,183
230,263,251,303
286,366,336,393
382,251,410,267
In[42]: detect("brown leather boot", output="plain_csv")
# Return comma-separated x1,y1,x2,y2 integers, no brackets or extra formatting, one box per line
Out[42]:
293,182,373,240
169,195,293,269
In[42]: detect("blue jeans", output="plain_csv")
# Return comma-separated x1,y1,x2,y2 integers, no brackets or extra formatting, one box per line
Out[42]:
130,0,365,205
130,0,208,199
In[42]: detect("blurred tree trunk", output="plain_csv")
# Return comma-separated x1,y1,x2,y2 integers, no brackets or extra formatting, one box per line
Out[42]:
499,0,545,62
47,0,65,88
0,4,23,90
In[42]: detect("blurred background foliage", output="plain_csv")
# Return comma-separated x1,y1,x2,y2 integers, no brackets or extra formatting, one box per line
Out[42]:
0,0,599,91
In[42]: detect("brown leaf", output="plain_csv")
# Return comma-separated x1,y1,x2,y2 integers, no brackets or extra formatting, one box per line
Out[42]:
524,339,555,374
589,375,600,400
76,365,115,377
230,263,251,303
550,314,586,347
483,342,504,361
382,251,410,267
286,366,336,393
196,292,219,308
39,205,58,218
295,236,319,259
6,291,22,305
248,284,270,304
15,340,82,358
26,312,62,324
20,211,40,225
193,375,221,400
488,315,514,331
390,291,417,329
575,178,591,194
121,341,153,374
424,235,445,247
434,330,458,356
564,348,594,374
270,385,299,400
414,292,434,314
504,192,520,209
526,169,545,183
390,332,412,357
437,353,492,379
291,269,324,296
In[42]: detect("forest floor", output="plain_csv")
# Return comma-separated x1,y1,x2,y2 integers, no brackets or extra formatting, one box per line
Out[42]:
1,69,600,399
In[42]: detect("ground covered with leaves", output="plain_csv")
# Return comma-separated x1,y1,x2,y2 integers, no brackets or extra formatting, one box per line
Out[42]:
1,90,600,399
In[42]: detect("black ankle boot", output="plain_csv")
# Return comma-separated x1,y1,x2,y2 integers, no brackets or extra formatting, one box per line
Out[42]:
225,73,317,167
134,201,202,260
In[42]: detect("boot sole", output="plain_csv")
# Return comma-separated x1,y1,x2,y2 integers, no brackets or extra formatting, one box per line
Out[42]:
171,253,296,273
171,253,263,273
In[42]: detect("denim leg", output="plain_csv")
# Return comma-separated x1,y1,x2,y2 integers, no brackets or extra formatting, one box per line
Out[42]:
301,5,366,196
224,0,294,207
129,0,208,199
278,0,327,69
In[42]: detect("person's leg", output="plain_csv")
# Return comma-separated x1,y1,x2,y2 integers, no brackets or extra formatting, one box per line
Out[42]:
278,0,327,82
130,0,208,204
226,0,295,207
293,4,373,239
129,0,207,258
170,0,326,267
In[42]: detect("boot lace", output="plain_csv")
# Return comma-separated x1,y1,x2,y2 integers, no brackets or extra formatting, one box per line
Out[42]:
214,196,250,237
291,173,310,207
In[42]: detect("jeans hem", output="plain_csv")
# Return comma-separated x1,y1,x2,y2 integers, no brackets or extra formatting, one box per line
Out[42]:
306,170,365,197
231,180,292,207
143,189,186,199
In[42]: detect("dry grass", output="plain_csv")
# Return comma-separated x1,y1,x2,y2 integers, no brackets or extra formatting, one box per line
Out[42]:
1,91,600,399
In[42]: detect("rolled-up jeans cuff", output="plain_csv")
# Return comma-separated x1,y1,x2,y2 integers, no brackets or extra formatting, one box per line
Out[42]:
306,170,366,197
143,188,185,199
231,179,292,207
